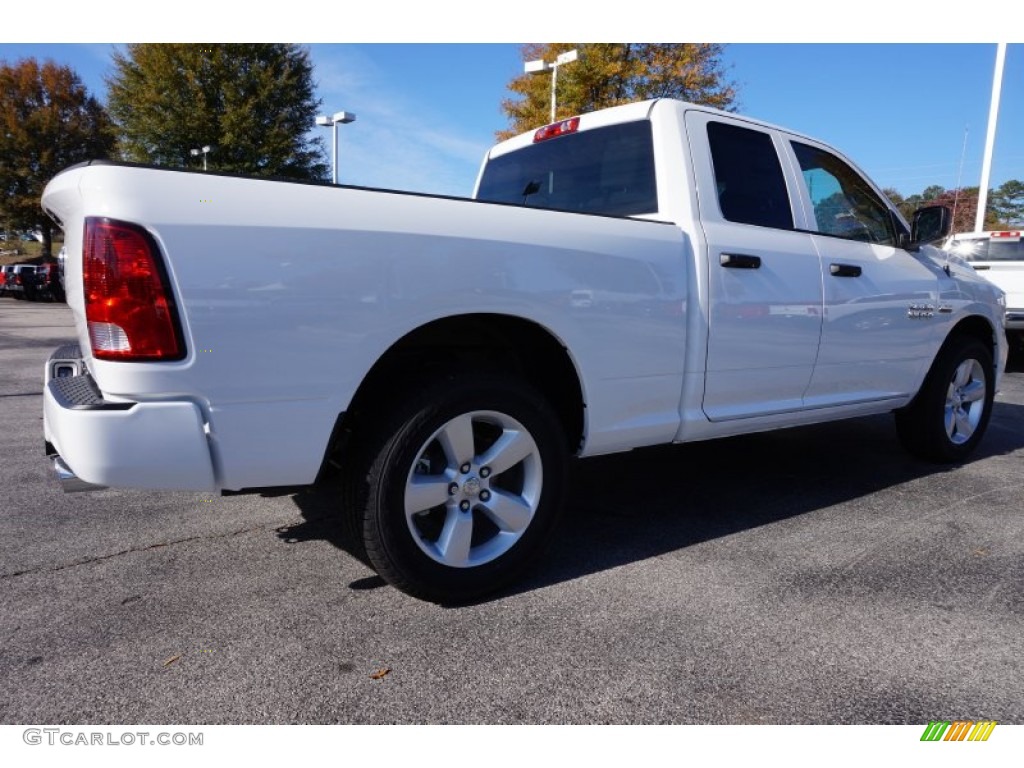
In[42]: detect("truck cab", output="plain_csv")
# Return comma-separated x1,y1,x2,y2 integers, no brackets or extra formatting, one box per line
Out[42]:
476,100,1003,430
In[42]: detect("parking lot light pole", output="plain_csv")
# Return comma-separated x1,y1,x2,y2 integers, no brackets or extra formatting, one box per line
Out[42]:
524,49,578,123
976,43,1007,232
190,145,211,171
316,111,357,184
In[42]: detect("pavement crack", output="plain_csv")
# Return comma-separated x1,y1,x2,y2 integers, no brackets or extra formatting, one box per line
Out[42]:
0,523,284,580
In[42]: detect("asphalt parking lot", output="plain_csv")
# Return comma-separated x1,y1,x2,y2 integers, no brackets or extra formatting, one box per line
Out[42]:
1,300,1022,725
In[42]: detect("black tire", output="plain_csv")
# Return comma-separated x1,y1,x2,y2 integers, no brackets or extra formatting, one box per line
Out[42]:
344,372,568,603
895,334,995,463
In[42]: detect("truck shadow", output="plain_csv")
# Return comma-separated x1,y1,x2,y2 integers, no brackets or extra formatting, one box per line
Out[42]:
532,402,1024,593
284,401,1024,604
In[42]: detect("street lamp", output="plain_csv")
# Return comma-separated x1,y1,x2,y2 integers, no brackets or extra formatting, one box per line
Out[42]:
524,49,578,123
190,145,211,171
316,110,357,184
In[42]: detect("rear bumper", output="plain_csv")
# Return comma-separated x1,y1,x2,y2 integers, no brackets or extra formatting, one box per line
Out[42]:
43,347,216,492
1004,310,1024,331
48,452,105,493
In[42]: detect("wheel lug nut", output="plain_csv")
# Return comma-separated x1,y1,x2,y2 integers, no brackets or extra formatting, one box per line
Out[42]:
448,482,459,496
460,463,471,474
480,467,491,478
480,490,491,502
459,500,471,512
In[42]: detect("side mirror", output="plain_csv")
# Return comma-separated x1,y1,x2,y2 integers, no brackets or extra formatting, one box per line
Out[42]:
910,205,952,247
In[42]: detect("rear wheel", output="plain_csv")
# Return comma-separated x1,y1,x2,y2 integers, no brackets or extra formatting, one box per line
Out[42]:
345,373,568,603
895,335,994,463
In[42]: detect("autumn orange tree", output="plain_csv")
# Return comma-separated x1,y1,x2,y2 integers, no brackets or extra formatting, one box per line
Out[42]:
0,58,114,256
499,43,737,139
885,182,1024,232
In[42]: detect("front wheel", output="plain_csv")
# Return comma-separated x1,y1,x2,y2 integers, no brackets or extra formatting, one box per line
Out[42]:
346,373,568,603
895,335,995,463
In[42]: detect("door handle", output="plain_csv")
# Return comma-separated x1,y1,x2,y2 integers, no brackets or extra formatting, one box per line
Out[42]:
829,263,862,277
720,253,762,269
972,265,991,271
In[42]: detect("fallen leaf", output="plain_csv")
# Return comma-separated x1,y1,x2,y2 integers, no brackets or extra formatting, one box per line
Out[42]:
163,654,182,667
370,667,391,680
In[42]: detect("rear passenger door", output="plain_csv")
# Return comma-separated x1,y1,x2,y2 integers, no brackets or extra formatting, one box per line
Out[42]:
686,112,824,421
785,139,941,406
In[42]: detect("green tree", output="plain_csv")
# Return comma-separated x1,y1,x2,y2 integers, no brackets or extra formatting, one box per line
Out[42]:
991,180,1024,226
0,58,114,256
499,43,736,140
106,44,327,180
885,187,928,224
883,187,907,216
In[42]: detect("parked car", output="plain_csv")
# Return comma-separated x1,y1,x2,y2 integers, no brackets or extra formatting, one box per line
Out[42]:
942,230,1024,346
28,259,65,302
3,264,38,298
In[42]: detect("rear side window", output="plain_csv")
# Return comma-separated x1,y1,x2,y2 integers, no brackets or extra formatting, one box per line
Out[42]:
706,121,793,230
950,237,1024,262
476,121,657,217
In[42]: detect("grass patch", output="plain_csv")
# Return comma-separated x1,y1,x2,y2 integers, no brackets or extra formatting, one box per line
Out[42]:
0,238,63,266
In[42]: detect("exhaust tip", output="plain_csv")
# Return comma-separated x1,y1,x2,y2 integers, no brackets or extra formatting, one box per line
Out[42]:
53,456,106,493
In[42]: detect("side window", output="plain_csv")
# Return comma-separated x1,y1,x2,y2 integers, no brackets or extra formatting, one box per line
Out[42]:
706,121,793,230
792,142,895,245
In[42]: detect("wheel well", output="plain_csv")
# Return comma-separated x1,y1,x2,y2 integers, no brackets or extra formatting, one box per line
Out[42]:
948,315,998,359
333,314,585,461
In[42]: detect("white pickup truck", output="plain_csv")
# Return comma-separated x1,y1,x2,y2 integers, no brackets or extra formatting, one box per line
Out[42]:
41,98,1007,602
942,230,1024,347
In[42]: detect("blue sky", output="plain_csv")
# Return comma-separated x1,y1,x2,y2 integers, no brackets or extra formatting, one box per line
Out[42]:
3,9,1022,201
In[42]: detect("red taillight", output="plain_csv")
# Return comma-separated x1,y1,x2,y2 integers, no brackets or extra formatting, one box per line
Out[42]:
533,117,580,143
991,231,1020,238
83,217,185,361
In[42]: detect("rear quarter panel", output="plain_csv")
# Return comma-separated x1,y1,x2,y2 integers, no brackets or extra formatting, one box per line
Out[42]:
43,165,691,489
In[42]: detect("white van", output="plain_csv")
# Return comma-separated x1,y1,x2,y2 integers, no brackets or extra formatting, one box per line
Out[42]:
943,230,1024,344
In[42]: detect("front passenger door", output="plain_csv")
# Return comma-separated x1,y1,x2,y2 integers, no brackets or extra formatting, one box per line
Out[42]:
787,140,941,407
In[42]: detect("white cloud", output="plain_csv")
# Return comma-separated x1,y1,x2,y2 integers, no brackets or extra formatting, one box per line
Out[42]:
309,45,493,196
